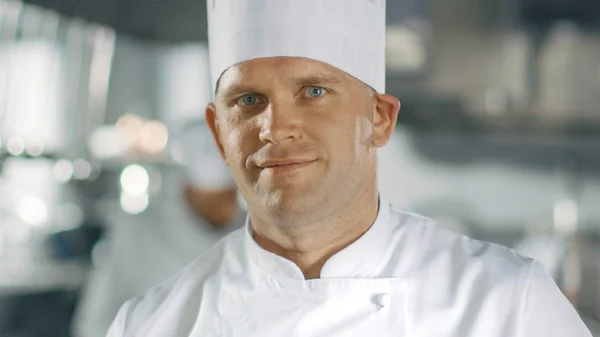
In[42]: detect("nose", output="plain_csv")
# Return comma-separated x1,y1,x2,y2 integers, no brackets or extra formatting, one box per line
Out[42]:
258,101,302,144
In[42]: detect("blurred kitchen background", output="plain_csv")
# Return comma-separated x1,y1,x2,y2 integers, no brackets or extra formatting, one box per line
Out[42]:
0,0,599,335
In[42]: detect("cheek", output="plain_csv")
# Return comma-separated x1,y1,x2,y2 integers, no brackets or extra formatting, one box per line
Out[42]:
322,118,373,177
313,121,359,173
221,132,245,166
308,105,371,161
219,121,255,167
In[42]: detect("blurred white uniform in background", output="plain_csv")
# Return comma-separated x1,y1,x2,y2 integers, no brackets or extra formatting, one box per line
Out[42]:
71,119,245,337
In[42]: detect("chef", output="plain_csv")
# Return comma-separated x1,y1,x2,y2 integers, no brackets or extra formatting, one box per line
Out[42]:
106,0,592,336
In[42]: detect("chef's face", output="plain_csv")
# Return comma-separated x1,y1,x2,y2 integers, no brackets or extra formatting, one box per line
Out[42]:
206,57,399,223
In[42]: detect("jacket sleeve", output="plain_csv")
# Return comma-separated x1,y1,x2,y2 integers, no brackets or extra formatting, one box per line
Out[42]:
519,260,592,337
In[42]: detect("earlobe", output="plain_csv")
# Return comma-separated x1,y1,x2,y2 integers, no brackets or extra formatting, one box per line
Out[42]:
205,103,228,163
372,94,400,147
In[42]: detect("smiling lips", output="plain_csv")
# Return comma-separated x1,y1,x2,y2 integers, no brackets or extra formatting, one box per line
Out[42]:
257,158,315,173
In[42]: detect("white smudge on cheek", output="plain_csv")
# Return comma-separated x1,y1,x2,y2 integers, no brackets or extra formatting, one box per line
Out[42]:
353,116,373,161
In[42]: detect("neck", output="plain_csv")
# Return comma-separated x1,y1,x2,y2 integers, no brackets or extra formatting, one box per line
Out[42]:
251,184,379,279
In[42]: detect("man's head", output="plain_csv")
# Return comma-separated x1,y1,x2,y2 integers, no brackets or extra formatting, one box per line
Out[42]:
205,0,397,224
205,57,399,224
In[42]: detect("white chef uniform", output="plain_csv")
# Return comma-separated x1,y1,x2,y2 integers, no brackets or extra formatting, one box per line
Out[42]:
106,201,590,336
106,0,591,336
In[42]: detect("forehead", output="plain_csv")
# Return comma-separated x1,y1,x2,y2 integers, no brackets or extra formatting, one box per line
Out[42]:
216,57,357,95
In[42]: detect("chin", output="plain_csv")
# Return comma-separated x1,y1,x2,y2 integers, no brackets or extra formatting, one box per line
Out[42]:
261,189,318,221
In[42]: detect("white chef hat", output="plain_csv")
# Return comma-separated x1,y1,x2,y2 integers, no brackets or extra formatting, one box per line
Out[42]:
171,119,237,191
207,0,387,94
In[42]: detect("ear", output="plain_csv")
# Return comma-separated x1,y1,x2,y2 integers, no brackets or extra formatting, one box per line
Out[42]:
205,103,228,163
372,93,400,147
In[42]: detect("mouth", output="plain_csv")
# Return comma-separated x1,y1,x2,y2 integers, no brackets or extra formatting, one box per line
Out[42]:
258,159,316,173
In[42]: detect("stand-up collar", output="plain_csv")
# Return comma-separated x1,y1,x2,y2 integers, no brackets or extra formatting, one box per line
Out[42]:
242,200,391,279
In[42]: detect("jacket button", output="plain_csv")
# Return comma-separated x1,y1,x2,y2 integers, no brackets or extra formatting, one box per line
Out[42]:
377,293,391,310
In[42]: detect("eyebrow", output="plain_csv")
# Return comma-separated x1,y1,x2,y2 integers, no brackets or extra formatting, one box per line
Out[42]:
294,73,344,87
219,84,258,100
219,73,344,99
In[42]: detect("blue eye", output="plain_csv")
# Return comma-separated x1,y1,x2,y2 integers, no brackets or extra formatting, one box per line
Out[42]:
238,94,258,106
307,87,325,98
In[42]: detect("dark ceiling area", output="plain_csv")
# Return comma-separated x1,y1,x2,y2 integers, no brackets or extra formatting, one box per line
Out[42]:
519,0,600,29
22,0,209,42
20,0,427,42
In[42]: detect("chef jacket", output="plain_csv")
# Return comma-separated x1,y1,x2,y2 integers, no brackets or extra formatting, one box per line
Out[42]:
106,200,591,337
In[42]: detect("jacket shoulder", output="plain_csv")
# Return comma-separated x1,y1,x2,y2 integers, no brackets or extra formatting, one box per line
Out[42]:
387,204,534,282
118,228,245,335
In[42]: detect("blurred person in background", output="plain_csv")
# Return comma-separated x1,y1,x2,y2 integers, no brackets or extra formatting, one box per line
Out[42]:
71,119,245,337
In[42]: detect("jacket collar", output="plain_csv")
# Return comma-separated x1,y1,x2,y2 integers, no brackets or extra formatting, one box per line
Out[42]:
242,199,391,279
